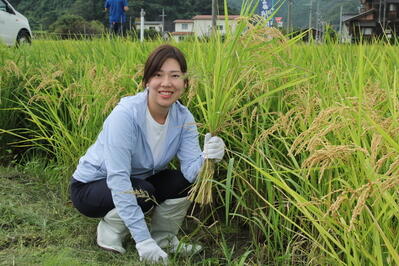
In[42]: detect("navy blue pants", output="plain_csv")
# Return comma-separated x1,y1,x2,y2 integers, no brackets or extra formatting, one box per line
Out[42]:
70,170,191,218
109,22,125,36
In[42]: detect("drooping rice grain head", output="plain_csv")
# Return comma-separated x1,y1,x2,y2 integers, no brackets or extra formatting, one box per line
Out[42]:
3,60,22,77
349,184,372,231
290,106,349,156
326,192,348,217
302,145,368,182
370,133,383,168
385,155,399,176
375,151,396,173
249,109,298,156
306,124,344,152
380,174,399,191
364,84,388,111
77,104,89,126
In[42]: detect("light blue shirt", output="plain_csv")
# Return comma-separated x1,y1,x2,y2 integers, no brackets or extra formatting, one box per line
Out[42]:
73,89,204,242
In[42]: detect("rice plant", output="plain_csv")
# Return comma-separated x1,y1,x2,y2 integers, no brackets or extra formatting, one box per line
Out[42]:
1,4,399,264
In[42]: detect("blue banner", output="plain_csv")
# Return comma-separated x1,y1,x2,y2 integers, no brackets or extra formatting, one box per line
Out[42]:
259,0,275,26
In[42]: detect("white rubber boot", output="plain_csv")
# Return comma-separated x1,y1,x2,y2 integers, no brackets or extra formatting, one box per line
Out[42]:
97,208,129,254
150,197,202,256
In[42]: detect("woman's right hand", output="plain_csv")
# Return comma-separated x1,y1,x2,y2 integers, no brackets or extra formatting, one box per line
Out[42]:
136,238,168,263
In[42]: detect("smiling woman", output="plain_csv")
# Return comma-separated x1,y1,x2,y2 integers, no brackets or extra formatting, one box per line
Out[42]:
145,48,187,123
69,44,226,264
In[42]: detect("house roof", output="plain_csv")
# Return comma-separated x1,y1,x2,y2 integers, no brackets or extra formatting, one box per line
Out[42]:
173,19,193,23
171,32,194,36
134,20,163,25
342,14,359,22
192,15,240,20
343,9,375,23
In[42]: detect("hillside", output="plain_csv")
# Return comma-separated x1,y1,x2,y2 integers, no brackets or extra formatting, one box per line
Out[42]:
9,0,360,31
8,0,238,30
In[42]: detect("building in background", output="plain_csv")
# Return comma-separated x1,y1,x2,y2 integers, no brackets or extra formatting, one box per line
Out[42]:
171,15,239,42
191,15,239,36
343,0,399,41
134,19,163,33
171,19,194,41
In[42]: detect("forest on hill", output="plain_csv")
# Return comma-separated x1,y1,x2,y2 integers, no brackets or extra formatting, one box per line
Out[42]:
8,0,237,31
9,0,360,31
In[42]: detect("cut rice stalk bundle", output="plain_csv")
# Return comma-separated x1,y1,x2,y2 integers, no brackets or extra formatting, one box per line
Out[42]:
188,158,215,204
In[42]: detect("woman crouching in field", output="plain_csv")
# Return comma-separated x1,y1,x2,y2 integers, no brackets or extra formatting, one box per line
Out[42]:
69,44,225,263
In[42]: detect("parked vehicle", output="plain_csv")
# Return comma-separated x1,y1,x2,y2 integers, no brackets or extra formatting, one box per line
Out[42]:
0,0,32,46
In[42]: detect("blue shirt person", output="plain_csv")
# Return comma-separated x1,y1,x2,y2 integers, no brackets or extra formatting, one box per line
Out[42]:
104,0,128,35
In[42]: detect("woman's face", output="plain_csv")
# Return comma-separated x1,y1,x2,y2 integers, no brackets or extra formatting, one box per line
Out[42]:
147,58,185,114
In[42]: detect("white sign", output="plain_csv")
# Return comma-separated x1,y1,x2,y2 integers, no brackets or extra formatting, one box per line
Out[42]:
260,0,274,26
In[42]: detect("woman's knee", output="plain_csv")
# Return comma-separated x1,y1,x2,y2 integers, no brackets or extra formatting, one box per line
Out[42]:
148,170,191,200
70,178,114,218
168,170,191,196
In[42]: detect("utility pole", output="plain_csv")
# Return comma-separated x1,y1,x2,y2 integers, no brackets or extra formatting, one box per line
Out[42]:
316,0,320,41
339,5,343,43
287,0,292,32
308,0,313,41
212,0,217,34
383,0,387,30
160,8,166,34
140,9,145,42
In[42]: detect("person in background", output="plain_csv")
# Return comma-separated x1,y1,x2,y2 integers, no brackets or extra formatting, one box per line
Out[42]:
104,0,128,35
70,44,225,263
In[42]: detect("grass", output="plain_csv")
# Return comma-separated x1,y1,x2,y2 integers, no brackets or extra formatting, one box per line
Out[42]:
0,162,255,265
0,163,138,265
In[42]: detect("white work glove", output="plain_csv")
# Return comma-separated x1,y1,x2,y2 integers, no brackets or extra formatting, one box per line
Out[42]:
136,238,168,264
203,133,225,162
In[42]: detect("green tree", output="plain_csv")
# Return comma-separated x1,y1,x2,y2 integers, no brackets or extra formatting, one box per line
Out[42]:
122,0,238,22
12,0,239,30
71,0,106,23
14,0,75,29
50,14,104,38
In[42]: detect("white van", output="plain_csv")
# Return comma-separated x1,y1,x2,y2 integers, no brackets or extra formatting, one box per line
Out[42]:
0,0,32,46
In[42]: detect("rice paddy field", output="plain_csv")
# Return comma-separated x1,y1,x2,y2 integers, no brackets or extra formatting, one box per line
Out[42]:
1,15,399,265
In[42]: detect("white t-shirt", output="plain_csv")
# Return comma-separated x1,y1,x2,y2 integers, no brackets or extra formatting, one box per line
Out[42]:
145,107,169,164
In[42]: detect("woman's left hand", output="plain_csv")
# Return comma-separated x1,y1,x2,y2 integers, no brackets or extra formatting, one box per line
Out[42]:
203,133,225,162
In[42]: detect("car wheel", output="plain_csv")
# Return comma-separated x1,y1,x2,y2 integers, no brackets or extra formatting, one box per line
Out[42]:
16,30,31,47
